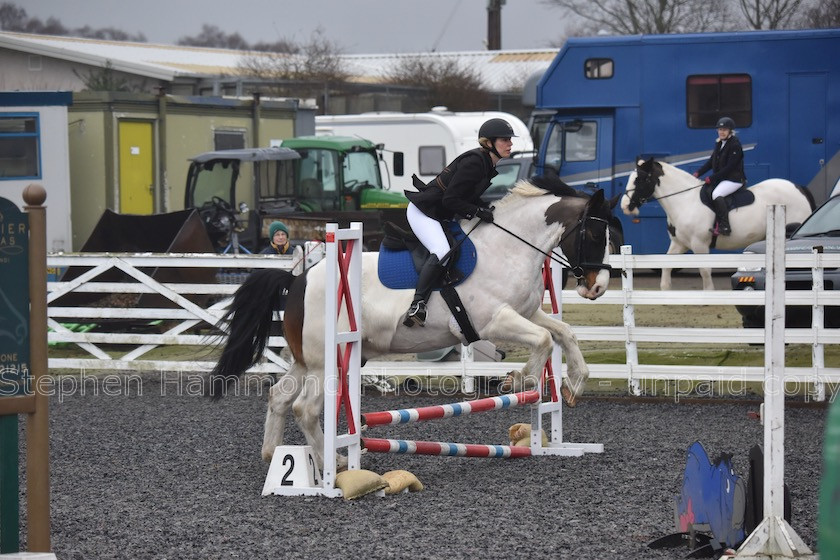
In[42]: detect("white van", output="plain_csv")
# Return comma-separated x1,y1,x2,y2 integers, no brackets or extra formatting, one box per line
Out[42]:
316,108,533,194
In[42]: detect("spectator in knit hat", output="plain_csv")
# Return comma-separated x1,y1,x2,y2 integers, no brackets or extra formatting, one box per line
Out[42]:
260,221,297,255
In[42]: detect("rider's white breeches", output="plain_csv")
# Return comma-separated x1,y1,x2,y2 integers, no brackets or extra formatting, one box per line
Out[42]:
407,203,450,261
712,180,742,199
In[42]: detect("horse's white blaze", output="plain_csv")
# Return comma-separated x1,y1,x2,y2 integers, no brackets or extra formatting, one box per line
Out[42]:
619,192,638,216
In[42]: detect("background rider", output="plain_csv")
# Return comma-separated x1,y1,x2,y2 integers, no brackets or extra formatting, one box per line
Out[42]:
693,116,746,236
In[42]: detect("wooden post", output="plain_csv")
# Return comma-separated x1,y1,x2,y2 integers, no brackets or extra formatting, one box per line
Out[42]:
23,184,50,552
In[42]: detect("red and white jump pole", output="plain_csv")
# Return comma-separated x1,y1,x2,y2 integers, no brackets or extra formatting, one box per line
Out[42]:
361,390,541,427
362,438,533,458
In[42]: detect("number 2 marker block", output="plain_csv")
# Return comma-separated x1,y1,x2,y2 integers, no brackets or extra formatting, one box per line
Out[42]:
262,445,322,496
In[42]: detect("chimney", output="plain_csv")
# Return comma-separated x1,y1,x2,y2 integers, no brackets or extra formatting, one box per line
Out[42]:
487,0,505,50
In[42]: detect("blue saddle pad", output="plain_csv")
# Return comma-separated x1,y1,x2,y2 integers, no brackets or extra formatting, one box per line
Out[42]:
378,222,477,290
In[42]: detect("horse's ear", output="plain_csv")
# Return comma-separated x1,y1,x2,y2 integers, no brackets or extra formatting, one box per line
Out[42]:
589,188,605,206
608,193,621,210
636,156,653,169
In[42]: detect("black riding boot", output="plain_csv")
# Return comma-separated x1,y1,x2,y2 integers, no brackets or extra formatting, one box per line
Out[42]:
403,254,445,327
713,197,732,236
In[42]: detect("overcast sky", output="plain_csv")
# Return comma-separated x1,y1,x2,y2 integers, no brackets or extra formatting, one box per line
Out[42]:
21,0,570,53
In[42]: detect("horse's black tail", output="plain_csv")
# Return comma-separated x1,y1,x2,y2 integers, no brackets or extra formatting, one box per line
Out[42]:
799,184,817,211
207,268,296,400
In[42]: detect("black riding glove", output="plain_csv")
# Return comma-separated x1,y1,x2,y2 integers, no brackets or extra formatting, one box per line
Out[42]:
475,207,494,223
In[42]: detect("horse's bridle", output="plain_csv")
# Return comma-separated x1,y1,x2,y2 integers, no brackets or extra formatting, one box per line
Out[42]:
626,164,704,211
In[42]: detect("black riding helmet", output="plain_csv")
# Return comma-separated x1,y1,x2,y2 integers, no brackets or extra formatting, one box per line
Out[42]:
478,118,517,158
716,116,735,130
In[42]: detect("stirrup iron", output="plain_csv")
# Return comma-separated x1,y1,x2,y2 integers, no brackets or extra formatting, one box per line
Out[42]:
403,300,427,327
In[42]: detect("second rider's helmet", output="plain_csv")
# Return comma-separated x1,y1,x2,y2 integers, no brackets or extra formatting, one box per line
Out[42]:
716,116,736,130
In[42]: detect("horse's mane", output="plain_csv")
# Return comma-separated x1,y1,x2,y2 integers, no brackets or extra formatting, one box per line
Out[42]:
526,174,584,198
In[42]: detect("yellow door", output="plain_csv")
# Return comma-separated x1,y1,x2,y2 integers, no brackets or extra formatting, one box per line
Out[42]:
118,121,154,214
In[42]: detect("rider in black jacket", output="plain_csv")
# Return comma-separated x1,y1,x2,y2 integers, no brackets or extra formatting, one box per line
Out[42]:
402,118,515,327
693,116,746,236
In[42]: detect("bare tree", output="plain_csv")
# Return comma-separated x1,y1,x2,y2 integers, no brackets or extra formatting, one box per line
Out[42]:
383,56,490,112
1,2,145,40
737,0,804,28
0,2,26,30
250,39,298,53
177,24,249,50
241,28,346,82
542,0,734,34
238,28,347,98
73,60,137,92
801,0,840,27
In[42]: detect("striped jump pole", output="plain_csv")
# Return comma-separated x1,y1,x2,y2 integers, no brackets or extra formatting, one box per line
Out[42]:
362,438,532,458
361,390,541,428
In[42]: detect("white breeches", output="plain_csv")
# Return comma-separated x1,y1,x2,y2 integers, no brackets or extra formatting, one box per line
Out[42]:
406,203,450,260
712,180,743,199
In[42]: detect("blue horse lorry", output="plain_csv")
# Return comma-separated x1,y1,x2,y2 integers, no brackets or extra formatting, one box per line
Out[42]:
528,29,840,254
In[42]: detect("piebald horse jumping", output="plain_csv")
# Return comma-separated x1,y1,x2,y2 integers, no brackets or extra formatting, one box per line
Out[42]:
210,177,613,469
622,158,814,290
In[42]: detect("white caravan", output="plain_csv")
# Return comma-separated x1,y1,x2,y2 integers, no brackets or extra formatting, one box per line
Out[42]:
315,108,533,194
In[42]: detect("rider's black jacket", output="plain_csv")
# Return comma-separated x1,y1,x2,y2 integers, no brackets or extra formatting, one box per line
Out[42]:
405,148,497,221
696,134,746,187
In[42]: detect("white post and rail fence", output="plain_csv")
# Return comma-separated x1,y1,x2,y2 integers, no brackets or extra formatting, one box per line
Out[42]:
40,228,840,399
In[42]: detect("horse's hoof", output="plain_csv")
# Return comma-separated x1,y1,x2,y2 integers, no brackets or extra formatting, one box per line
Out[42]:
499,372,516,393
561,385,577,408
261,448,275,463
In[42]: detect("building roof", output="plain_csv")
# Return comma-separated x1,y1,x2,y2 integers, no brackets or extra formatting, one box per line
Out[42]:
0,31,556,92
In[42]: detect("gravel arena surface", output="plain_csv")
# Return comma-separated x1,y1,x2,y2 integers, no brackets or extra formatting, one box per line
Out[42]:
16,372,828,560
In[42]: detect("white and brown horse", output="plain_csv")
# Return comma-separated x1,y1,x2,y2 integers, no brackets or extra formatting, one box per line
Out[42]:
622,158,814,290
210,177,613,468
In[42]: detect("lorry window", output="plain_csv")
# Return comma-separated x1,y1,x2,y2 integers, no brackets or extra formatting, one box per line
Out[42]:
0,114,40,179
566,122,597,162
584,58,613,79
686,74,752,128
545,120,597,167
419,146,446,176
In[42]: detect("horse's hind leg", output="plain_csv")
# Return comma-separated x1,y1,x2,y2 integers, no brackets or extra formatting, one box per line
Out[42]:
529,308,589,403
292,372,330,472
261,362,305,462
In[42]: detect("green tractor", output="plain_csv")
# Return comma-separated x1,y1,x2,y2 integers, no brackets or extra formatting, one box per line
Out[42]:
184,136,409,252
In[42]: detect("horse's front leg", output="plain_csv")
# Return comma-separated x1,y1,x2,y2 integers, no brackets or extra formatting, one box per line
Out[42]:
262,362,305,462
481,305,553,392
529,308,588,403
661,238,689,290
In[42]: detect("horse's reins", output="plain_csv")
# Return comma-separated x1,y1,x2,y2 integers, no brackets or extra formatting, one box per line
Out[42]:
443,202,611,279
